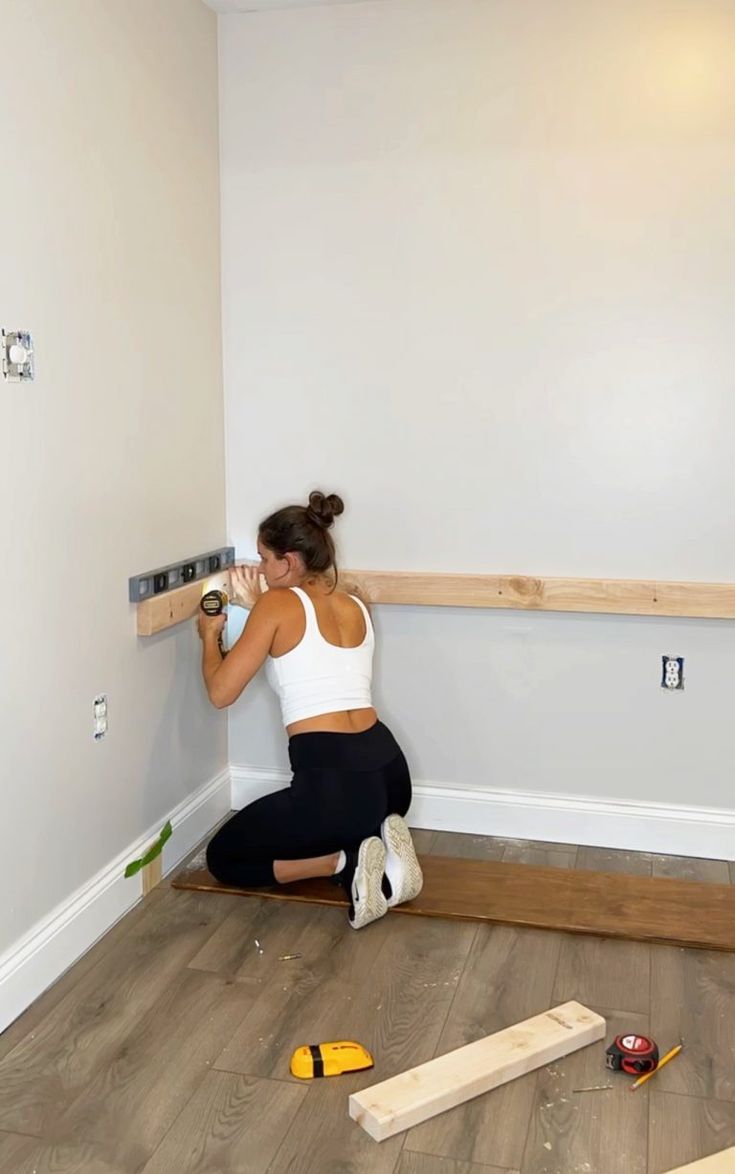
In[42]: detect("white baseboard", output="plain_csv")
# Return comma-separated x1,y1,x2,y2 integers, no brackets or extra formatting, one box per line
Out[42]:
0,768,231,1036
230,765,735,861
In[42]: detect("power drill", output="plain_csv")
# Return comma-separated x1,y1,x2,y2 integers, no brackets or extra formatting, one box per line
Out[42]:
200,589,228,657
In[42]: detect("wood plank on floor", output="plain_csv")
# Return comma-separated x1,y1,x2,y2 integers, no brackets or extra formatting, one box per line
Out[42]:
173,855,735,952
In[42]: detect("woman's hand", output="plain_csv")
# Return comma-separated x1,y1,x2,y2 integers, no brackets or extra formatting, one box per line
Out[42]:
197,611,226,641
229,564,265,609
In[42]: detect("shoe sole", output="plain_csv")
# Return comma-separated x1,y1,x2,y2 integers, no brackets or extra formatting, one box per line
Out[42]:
349,837,388,930
381,814,423,908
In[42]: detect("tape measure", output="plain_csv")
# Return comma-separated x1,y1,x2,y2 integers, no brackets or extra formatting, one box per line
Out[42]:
605,1034,659,1075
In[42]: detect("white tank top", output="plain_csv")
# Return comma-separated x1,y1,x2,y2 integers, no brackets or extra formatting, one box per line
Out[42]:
265,587,375,727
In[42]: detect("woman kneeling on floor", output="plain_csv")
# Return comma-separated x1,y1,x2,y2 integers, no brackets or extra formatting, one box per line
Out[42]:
197,490,423,929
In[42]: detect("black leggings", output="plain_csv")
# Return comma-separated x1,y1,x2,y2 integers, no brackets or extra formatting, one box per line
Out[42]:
206,721,411,887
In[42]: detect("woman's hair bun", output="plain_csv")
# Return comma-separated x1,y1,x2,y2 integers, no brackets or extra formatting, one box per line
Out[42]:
307,490,344,529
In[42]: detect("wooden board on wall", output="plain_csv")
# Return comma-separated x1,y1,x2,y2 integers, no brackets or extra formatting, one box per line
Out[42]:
135,567,735,635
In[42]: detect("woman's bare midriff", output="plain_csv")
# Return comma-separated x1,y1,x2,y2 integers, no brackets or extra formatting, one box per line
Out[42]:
286,707,379,737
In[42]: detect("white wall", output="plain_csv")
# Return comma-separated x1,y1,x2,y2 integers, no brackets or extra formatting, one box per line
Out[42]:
0,0,226,963
220,0,735,836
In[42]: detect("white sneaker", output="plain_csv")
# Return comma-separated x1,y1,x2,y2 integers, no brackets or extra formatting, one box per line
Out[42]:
349,837,388,930
380,815,423,908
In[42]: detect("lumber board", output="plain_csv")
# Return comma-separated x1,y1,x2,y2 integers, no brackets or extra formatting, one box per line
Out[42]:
345,570,735,619
171,854,735,952
348,1000,606,1141
135,571,229,636
665,1147,735,1172
136,566,735,634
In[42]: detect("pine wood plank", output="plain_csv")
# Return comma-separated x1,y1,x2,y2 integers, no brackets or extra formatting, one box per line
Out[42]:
404,925,563,1170
136,567,735,634
172,855,735,952
349,1001,606,1142
665,1149,735,1173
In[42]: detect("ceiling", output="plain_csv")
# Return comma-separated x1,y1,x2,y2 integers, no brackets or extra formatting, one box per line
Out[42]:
203,0,367,12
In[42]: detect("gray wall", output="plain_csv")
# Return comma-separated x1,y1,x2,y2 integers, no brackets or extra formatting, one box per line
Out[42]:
220,0,735,824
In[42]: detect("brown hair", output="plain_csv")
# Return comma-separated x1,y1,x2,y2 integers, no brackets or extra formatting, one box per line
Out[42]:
259,490,345,583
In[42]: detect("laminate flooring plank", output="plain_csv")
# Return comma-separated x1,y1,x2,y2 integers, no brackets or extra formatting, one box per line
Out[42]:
0,1130,126,1174
264,917,478,1174
651,857,731,885
520,1008,649,1174
0,888,243,1137
48,968,254,1167
216,913,475,1083
575,847,653,877
398,1155,517,1174
404,925,563,1170
173,858,735,951
648,1091,735,1173
730,863,735,885
188,893,349,983
430,832,506,861
501,844,577,870
649,947,735,1103
0,887,167,1064
553,934,651,1015
410,828,438,854
140,1072,307,1174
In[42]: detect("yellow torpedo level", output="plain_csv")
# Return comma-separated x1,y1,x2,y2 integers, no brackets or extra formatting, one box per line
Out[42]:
290,1040,374,1079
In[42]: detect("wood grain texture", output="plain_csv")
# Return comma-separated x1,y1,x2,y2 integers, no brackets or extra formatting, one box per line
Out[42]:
650,1093,735,1173
522,1008,650,1174
140,1072,307,1173
173,855,735,952
349,1001,606,1142
649,945,735,1102
136,567,735,634
263,916,477,1173
576,846,654,876
553,933,651,1014
398,1155,516,1174
0,889,242,1137
651,856,731,884
345,570,735,619
0,1131,124,1174
404,925,563,1170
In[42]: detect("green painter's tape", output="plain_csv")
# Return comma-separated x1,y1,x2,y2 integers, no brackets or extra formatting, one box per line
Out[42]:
124,820,173,878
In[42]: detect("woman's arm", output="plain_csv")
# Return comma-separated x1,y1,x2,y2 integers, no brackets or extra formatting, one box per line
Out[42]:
198,591,281,709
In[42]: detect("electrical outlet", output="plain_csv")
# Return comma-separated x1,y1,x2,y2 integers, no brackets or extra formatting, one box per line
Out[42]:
2,329,34,382
93,694,108,739
661,657,684,691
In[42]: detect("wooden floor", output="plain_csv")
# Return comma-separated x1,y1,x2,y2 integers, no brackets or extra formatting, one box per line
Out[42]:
1,830,735,1174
